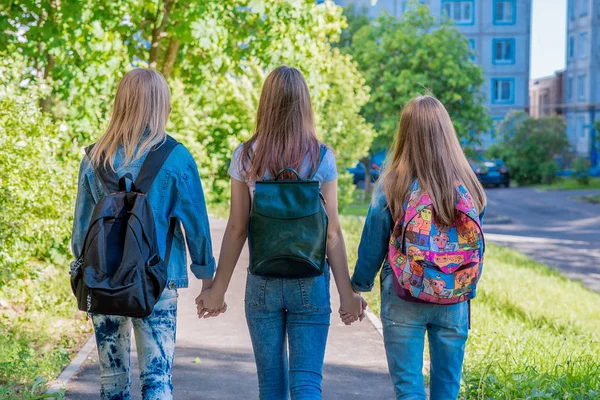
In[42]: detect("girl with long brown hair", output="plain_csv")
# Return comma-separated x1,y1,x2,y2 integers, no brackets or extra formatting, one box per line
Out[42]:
195,66,365,399
351,95,486,400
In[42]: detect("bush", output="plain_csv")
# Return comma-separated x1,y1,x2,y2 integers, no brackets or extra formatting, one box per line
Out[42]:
0,56,78,287
572,156,591,185
492,112,570,185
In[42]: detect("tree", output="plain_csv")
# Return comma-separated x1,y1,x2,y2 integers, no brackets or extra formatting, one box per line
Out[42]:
488,112,570,185
1,0,375,206
342,4,490,149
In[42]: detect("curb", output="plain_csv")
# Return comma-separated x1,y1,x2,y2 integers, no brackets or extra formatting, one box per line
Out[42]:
482,216,511,225
364,307,383,337
46,334,96,397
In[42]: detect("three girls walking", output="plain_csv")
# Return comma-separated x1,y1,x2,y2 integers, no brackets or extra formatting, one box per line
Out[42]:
72,67,486,400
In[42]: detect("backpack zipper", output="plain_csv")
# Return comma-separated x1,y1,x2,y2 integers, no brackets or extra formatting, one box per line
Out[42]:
86,290,92,321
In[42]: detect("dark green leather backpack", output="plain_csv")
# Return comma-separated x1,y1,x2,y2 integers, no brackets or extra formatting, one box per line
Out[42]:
248,146,328,278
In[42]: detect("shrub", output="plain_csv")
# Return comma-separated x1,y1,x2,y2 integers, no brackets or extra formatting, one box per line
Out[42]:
0,55,78,287
492,112,570,185
572,156,591,185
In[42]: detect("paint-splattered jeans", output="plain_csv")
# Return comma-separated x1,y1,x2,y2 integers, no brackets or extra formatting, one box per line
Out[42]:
91,289,178,400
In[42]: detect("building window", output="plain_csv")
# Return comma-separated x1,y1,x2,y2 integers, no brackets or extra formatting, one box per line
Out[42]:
577,74,586,101
580,0,588,17
492,78,514,104
569,0,576,20
568,36,575,59
567,76,574,100
494,0,516,25
578,116,586,139
492,39,515,64
442,1,474,25
468,38,476,60
579,32,588,58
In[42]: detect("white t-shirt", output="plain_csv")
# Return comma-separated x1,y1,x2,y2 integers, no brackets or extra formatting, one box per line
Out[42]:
228,144,338,196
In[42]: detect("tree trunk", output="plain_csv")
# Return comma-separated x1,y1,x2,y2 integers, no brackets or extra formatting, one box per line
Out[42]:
38,1,57,113
149,0,174,69
39,52,55,112
362,156,373,196
162,38,181,78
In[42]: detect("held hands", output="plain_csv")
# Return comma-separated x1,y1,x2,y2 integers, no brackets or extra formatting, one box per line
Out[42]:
339,291,367,326
195,287,228,319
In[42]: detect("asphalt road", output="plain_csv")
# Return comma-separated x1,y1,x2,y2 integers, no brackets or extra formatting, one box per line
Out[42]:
65,219,394,400
483,187,600,292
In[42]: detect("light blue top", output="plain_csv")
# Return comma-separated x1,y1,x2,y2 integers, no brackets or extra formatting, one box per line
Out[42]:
71,143,216,289
228,144,338,190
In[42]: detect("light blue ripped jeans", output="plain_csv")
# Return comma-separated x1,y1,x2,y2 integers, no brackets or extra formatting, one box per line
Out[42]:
91,289,178,400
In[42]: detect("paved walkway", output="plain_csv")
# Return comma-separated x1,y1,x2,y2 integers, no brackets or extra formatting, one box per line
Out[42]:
484,187,600,292
65,219,394,399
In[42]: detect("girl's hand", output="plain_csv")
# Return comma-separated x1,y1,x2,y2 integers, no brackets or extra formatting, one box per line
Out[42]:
339,292,364,325
195,288,227,319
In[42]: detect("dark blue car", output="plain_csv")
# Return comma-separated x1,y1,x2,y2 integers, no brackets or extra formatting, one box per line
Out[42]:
471,159,510,187
347,151,387,187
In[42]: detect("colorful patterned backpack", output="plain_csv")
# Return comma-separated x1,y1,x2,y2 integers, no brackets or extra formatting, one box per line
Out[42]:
388,181,485,304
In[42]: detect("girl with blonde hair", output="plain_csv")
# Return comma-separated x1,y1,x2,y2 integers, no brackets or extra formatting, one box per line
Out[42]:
71,68,216,399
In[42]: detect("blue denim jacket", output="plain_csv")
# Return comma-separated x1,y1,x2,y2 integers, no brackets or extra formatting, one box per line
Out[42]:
71,143,216,289
351,182,485,292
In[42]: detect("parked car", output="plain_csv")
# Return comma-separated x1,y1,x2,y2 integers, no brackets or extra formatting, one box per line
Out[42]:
347,151,387,187
471,158,510,187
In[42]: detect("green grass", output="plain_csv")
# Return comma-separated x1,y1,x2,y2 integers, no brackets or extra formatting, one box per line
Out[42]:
575,194,600,204
0,263,91,399
340,216,600,399
537,177,600,191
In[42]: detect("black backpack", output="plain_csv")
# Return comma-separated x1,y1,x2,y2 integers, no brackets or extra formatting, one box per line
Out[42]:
70,136,180,318
248,146,328,278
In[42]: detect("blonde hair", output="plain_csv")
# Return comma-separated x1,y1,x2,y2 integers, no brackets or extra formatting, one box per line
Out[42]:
89,69,171,170
381,95,486,226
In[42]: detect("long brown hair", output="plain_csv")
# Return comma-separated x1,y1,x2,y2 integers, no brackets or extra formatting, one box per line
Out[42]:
89,69,171,170
241,66,320,180
381,95,486,226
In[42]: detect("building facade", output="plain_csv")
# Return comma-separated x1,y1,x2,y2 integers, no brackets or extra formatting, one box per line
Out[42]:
564,0,598,164
334,0,532,148
530,71,564,118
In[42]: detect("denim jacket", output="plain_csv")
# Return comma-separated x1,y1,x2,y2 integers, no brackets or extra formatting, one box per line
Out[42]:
351,182,485,292
71,142,216,289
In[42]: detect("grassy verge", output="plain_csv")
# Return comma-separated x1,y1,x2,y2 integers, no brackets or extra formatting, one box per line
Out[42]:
0,263,91,399
537,177,600,191
575,194,600,204
340,215,600,399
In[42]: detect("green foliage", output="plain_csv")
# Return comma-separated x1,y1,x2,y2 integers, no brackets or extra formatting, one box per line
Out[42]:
492,112,570,185
573,156,591,185
1,0,374,207
0,261,89,397
0,55,78,287
341,4,490,148
537,177,600,191
342,216,600,399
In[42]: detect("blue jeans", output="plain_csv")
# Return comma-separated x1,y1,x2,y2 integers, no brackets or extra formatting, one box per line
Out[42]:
381,274,468,400
245,270,331,400
91,289,178,400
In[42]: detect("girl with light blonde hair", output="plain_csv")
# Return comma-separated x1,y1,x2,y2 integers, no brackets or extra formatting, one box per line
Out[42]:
72,68,216,399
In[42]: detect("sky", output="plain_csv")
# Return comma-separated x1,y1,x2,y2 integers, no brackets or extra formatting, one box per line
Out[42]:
530,0,566,79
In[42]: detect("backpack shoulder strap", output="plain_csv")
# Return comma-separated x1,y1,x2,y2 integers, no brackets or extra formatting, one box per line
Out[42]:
308,145,328,180
134,135,180,194
84,144,120,193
